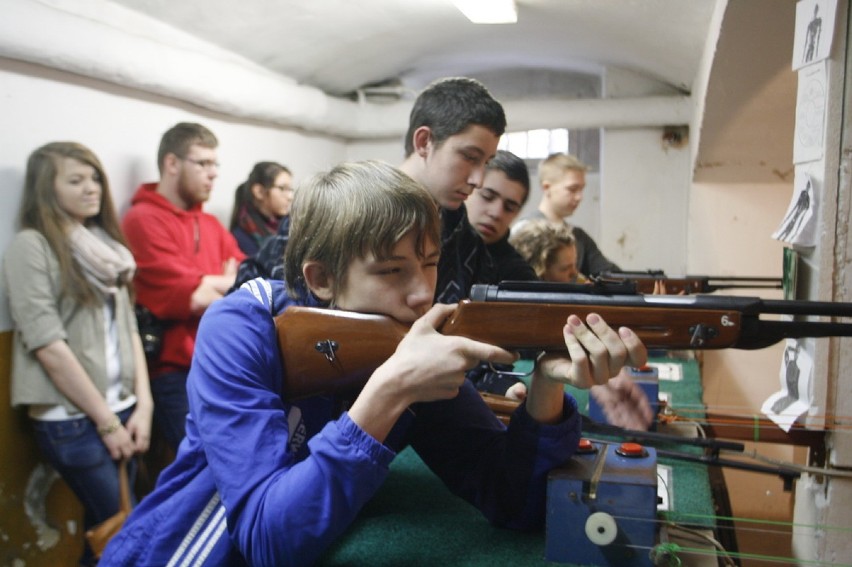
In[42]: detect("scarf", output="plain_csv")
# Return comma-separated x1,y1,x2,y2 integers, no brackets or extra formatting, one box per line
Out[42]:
68,224,136,296
237,203,280,247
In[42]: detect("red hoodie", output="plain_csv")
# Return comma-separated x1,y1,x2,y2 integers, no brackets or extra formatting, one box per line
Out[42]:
122,183,245,377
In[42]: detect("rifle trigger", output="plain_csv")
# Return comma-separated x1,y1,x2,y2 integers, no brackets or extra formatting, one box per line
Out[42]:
688,324,718,347
315,340,339,363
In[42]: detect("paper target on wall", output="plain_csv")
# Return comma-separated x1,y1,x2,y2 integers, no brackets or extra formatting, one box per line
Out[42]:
772,171,817,246
792,0,836,71
762,337,813,432
793,61,826,164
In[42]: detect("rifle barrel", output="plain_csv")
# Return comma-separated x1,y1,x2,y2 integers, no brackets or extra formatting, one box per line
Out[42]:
581,418,745,452
706,276,783,283
473,283,852,318
708,284,783,290
758,298,852,317
470,282,852,349
654,449,801,484
601,273,782,284
739,319,852,349
598,273,783,293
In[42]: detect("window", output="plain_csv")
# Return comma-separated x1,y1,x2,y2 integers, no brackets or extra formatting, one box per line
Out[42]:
498,128,569,159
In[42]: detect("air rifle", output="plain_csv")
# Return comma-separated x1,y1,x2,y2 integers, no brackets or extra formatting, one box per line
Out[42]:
597,270,783,295
275,280,852,400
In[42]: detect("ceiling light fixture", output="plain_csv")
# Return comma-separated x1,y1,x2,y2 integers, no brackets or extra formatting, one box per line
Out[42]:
452,0,518,24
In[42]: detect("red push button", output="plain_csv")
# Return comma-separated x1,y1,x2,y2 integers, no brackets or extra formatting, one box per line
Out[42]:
616,442,648,458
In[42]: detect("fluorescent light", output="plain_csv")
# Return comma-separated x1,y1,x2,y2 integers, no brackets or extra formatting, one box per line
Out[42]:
453,0,517,24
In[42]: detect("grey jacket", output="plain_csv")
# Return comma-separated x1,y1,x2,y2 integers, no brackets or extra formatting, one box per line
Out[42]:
3,230,137,413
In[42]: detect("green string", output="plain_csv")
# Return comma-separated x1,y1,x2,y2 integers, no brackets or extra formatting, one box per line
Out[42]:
754,413,760,442
649,543,682,566
665,511,852,532
670,544,852,566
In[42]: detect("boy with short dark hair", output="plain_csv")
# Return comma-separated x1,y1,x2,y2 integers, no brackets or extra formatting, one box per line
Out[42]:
234,77,537,299
399,77,537,302
465,149,538,282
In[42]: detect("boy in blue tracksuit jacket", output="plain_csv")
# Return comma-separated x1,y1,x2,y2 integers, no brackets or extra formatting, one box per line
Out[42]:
100,161,649,566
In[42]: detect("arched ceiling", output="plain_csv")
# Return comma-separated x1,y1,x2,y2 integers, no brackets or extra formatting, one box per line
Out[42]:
3,1,799,181
108,0,719,98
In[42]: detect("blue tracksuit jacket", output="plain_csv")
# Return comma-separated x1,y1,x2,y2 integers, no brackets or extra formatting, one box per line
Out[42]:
100,279,582,566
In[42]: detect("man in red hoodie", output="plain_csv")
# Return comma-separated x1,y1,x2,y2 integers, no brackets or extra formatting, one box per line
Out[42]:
123,122,244,451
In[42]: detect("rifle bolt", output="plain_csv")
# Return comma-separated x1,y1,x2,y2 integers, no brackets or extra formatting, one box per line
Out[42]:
315,339,339,362
688,324,718,346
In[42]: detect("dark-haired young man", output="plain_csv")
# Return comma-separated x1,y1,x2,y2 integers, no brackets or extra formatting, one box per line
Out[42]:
398,77,536,302
465,149,537,283
234,77,536,299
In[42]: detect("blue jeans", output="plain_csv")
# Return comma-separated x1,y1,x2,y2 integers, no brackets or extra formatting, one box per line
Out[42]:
31,406,137,565
150,369,189,451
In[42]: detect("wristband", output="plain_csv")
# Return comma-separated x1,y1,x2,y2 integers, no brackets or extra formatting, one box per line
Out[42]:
97,415,122,437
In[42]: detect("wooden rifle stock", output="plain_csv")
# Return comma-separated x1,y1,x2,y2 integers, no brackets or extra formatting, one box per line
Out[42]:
277,308,408,401
275,281,852,400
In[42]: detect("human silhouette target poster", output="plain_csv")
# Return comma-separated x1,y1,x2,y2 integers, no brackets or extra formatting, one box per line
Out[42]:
762,338,814,432
792,0,836,71
772,171,816,246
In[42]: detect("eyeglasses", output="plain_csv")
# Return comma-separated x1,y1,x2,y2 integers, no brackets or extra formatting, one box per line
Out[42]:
181,157,220,170
271,184,293,192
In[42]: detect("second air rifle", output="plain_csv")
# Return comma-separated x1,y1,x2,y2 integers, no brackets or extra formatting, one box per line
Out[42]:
276,280,852,400
597,270,783,295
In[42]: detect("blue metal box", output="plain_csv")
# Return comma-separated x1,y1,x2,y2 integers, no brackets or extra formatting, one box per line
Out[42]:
546,440,658,566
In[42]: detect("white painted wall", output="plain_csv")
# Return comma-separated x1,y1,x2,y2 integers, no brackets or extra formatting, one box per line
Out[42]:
597,66,692,274
345,139,403,165
600,129,690,273
687,182,789,277
689,181,791,521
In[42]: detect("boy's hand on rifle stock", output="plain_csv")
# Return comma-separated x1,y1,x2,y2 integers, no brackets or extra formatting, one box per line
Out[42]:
536,313,648,389
370,303,516,404
350,303,516,442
